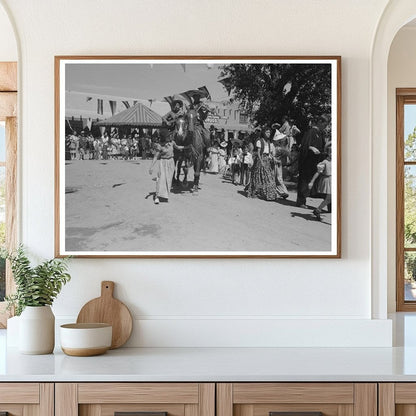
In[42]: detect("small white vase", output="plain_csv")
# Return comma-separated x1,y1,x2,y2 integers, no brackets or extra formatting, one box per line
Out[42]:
19,306,55,354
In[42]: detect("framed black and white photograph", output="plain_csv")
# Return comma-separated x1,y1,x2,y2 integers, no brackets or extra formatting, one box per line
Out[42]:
55,56,341,258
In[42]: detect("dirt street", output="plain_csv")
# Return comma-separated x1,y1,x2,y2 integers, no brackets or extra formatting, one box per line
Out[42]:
64,159,332,253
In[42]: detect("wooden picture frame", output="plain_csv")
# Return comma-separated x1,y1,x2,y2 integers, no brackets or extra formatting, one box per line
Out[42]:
55,56,341,258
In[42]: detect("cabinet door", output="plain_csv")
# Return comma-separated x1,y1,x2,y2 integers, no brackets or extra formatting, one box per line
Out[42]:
217,383,377,416
55,383,215,416
379,383,416,416
0,383,53,416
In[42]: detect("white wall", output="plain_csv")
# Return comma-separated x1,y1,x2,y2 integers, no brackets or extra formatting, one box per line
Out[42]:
0,3,16,62
0,0,394,347
387,26,416,312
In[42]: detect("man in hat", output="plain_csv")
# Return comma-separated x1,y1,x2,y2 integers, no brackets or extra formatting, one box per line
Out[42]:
192,95,210,122
209,125,217,147
296,114,330,208
162,100,185,129
161,100,186,148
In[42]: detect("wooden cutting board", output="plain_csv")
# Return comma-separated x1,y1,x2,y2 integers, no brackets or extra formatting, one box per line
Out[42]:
76,281,133,349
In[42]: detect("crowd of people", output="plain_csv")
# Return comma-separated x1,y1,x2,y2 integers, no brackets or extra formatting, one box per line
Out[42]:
65,129,157,161
202,115,332,221
65,110,332,221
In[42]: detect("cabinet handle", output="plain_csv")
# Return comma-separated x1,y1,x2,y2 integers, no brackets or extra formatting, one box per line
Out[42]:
270,413,323,416
115,412,168,416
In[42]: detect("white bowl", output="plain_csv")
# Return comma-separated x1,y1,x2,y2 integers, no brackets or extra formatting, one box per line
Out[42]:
60,323,112,356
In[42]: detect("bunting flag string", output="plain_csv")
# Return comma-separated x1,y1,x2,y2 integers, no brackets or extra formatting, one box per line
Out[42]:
89,84,228,115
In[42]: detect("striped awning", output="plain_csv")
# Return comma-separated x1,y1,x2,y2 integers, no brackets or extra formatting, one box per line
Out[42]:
96,102,163,127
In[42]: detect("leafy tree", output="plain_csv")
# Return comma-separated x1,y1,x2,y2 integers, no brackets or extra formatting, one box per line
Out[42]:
405,253,416,282
405,126,416,160
405,167,416,248
219,64,332,132
0,222,5,247
405,127,416,248
404,127,416,281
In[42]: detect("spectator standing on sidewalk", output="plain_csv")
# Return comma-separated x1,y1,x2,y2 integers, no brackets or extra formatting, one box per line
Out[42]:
296,114,329,208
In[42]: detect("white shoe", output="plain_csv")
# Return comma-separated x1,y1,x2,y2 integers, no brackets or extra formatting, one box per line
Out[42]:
154,197,159,204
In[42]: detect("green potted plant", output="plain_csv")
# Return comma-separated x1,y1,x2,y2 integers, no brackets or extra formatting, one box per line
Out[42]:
4,246,71,354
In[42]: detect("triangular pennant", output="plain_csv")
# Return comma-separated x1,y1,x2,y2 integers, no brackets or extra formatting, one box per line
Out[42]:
109,100,117,115
97,98,103,115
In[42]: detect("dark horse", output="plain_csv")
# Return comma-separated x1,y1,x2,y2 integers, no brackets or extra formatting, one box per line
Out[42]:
187,108,206,193
173,115,192,186
173,108,206,193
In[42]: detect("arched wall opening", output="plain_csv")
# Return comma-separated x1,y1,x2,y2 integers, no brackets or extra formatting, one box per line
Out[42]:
387,19,416,313
372,1,416,319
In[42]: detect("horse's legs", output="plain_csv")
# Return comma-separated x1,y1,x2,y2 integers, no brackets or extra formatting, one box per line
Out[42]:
175,157,182,182
192,154,203,193
182,159,189,186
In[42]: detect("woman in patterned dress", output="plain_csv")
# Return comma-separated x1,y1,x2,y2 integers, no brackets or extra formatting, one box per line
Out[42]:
246,127,279,201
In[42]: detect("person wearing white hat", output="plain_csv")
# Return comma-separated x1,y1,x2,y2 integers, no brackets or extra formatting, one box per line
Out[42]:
207,141,220,174
218,141,228,175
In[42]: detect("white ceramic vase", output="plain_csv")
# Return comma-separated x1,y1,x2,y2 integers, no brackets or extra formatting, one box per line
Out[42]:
19,306,55,354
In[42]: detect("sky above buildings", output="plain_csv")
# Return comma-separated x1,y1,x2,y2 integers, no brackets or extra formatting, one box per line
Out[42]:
65,62,229,103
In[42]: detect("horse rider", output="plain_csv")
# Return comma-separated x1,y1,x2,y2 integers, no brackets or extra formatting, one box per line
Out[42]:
184,93,214,193
162,99,185,140
191,95,212,148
